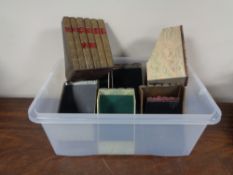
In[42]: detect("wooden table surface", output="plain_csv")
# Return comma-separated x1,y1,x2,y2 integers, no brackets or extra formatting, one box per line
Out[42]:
0,98,232,175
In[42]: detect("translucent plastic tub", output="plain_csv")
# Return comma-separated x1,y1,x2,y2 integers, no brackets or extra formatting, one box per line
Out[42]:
28,57,221,156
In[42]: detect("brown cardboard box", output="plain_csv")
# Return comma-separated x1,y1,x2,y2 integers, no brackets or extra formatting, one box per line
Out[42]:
139,85,184,114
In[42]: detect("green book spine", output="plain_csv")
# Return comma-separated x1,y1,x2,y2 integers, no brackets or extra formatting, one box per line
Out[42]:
62,17,79,80
97,19,113,67
76,17,94,69
91,19,108,68
70,17,86,70
84,18,101,68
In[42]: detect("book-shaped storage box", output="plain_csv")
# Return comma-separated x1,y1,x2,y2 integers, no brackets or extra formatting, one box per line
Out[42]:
62,17,113,81
97,89,136,114
98,72,111,88
111,64,143,112
111,63,143,88
139,86,184,114
59,81,97,113
146,25,188,86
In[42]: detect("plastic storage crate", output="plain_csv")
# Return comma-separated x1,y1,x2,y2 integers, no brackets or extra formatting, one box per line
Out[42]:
28,57,221,156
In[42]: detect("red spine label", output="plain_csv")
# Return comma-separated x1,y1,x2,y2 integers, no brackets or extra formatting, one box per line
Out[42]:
65,27,106,34
64,27,73,32
81,42,96,48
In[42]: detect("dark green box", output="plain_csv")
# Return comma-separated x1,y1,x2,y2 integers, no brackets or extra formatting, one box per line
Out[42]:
97,89,135,114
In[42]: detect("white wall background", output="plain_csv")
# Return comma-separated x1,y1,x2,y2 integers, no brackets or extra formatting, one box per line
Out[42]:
0,0,232,102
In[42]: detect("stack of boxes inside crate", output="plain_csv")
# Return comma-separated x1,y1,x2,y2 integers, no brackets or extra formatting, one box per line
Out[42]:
60,17,188,115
